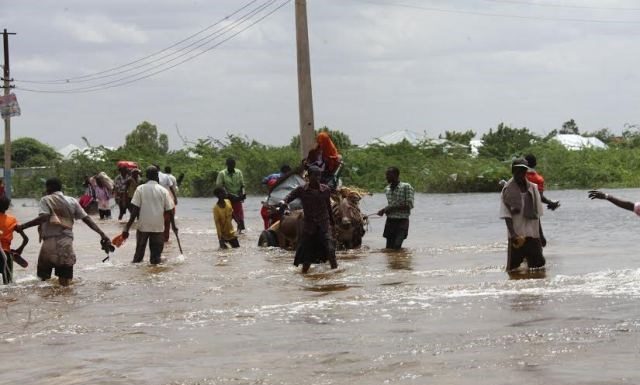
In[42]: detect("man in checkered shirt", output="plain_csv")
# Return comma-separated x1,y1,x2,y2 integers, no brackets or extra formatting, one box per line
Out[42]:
377,166,415,249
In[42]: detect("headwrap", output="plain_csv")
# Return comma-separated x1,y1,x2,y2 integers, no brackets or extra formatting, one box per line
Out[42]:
316,132,341,173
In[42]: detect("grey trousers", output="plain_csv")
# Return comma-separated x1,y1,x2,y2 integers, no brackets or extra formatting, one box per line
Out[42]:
133,231,165,264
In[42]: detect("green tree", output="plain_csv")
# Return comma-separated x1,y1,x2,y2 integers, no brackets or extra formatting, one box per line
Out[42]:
0,137,61,167
479,123,540,161
442,130,476,144
583,127,615,144
123,121,169,155
560,119,579,135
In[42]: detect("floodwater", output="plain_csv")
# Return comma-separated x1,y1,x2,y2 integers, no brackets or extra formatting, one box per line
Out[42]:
1,189,640,385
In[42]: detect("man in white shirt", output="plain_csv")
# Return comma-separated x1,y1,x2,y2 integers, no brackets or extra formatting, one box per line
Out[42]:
154,164,177,242
122,167,175,264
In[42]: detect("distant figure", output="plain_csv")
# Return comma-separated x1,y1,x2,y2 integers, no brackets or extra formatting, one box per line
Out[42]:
155,164,177,242
0,197,28,284
524,154,560,210
260,164,292,229
213,187,240,249
164,166,179,193
94,172,114,220
216,157,246,233
0,178,5,200
262,164,292,189
79,176,96,212
281,165,337,274
377,166,414,250
126,169,142,215
500,159,546,272
305,132,342,189
114,167,130,221
122,166,176,265
18,178,111,286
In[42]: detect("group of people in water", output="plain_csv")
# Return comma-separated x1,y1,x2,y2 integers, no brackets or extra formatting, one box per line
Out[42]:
3,130,638,286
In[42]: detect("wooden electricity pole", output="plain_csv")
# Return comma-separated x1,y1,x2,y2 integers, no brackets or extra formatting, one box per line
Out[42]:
295,0,315,158
2,29,15,200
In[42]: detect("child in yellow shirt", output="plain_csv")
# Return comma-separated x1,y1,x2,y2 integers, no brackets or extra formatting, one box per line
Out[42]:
213,187,240,249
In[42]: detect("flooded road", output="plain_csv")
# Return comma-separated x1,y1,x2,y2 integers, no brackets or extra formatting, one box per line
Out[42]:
1,189,640,384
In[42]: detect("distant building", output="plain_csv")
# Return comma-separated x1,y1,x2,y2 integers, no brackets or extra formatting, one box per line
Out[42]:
552,134,607,150
366,130,422,147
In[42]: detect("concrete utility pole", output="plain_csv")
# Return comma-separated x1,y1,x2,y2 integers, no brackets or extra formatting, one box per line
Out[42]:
2,29,15,200
295,0,315,158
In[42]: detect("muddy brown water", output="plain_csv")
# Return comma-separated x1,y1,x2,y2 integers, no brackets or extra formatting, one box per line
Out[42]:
1,190,640,384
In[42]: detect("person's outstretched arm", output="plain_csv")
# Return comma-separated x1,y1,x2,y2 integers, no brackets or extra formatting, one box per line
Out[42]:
588,190,634,211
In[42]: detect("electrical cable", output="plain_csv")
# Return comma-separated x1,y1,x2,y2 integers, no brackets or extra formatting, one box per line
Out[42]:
18,0,277,87
356,0,640,24
16,0,291,94
480,0,640,12
15,0,261,84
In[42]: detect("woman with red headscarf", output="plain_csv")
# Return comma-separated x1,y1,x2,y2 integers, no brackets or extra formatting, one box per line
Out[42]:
305,132,342,188
316,132,341,174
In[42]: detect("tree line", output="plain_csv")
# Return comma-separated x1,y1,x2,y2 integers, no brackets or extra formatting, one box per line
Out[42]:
5,119,640,198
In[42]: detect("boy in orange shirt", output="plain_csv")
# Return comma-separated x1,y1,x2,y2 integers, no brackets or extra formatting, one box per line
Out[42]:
0,197,28,284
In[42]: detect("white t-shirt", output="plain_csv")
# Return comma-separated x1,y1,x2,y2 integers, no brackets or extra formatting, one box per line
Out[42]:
167,174,178,192
499,186,543,239
158,171,175,191
131,181,175,232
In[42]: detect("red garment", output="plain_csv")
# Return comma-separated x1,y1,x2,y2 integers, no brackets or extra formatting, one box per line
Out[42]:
231,201,244,223
526,170,545,193
316,132,341,174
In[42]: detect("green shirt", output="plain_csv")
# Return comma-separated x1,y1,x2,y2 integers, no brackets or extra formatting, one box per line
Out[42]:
385,182,414,219
216,168,244,195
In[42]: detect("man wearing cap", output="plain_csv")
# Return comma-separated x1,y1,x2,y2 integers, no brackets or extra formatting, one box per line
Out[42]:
281,165,337,273
216,157,246,233
500,158,546,272
122,166,175,264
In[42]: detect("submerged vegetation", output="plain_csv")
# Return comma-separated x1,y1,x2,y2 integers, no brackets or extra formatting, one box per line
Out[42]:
6,120,640,198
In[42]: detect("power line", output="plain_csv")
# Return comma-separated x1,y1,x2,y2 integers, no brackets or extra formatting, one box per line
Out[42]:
481,0,640,12
15,0,261,84
357,0,640,24
18,0,277,87
17,0,292,94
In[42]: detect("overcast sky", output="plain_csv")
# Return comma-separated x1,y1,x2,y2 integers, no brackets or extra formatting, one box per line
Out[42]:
3,0,640,150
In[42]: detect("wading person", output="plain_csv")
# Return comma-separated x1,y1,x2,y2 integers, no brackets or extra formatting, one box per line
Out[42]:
377,166,414,250
155,164,178,242
500,159,546,272
126,169,141,214
122,166,176,265
0,197,28,284
18,178,111,287
114,167,130,221
524,154,560,210
216,157,246,233
94,172,114,220
213,187,240,249
281,166,337,274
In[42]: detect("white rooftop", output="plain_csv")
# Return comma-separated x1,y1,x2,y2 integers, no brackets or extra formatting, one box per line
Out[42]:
553,134,607,150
